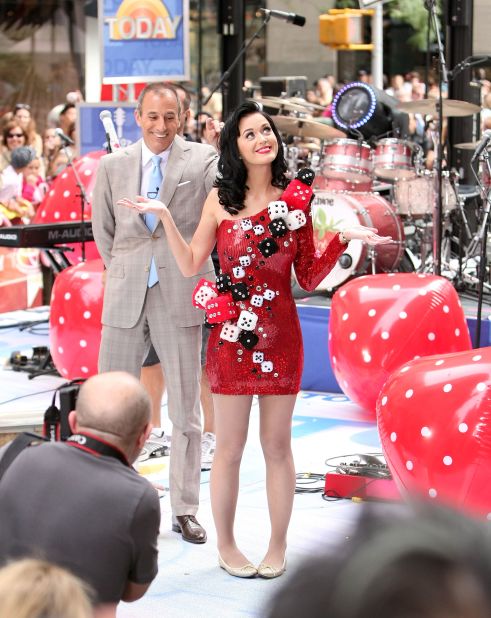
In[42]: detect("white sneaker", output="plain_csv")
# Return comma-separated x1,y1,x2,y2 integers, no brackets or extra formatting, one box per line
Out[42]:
201,432,216,471
145,432,171,458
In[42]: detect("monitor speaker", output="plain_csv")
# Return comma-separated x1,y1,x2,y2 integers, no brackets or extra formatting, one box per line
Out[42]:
260,76,307,99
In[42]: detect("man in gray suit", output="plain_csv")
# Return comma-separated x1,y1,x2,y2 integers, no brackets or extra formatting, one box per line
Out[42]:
92,83,218,543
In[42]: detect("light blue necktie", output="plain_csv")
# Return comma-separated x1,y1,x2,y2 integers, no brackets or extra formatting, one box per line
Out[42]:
145,155,162,287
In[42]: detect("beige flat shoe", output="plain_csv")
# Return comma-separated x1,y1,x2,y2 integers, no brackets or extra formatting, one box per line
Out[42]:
257,558,287,579
219,555,258,578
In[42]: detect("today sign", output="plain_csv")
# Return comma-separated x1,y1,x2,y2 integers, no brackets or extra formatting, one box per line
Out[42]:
99,0,189,84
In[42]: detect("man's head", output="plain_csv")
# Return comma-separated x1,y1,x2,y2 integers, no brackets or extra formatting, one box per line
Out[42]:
135,83,181,153
59,103,77,133
0,559,93,618
10,146,36,172
69,371,152,463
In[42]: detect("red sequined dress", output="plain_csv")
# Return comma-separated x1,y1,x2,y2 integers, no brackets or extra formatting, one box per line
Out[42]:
204,171,346,395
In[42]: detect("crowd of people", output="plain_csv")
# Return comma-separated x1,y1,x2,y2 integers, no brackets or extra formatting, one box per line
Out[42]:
1,77,490,616
0,94,81,228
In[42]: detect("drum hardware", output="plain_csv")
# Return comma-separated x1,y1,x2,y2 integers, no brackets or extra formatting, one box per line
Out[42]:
396,99,481,117
285,141,300,177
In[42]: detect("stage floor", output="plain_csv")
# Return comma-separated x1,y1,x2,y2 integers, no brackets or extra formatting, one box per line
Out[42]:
0,307,397,618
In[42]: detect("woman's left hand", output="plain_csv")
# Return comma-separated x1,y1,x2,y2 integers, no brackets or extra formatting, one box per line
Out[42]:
342,225,393,246
117,196,168,216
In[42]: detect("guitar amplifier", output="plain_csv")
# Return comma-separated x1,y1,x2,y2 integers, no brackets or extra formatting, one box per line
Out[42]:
260,76,307,99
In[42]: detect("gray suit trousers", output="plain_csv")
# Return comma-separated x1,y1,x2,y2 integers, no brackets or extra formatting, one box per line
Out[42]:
99,285,202,516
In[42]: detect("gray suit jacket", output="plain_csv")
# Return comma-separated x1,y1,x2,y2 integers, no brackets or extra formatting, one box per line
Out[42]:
92,135,218,328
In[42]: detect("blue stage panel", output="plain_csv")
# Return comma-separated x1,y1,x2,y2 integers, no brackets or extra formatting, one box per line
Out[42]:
298,302,490,394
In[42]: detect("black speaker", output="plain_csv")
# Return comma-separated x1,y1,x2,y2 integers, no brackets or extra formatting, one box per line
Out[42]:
260,76,307,99
447,0,472,26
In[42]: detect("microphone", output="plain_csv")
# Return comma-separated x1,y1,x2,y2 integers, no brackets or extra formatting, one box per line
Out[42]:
55,127,74,146
259,8,306,27
99,110,121,153
470,130,491,164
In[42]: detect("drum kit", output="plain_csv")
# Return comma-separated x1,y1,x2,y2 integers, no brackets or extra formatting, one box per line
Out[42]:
254,95,489,292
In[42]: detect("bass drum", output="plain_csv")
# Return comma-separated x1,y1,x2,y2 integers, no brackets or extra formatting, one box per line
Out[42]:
310,190,405,291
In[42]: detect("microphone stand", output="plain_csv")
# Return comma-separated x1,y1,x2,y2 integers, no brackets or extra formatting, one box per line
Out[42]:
202,13,271,115
104,133,112,154
60,142,88,262
424,0,447,277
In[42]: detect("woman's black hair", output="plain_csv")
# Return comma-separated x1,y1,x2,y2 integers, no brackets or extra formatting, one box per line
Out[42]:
214,100,288,215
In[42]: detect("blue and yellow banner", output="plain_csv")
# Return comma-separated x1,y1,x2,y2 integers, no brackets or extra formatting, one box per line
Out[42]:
99,0,189,84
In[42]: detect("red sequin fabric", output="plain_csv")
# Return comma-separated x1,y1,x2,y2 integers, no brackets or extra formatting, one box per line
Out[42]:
206,203,346,395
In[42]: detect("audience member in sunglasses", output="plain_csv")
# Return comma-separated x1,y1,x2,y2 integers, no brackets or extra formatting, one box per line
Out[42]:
13,103,43,158
0,120,28,173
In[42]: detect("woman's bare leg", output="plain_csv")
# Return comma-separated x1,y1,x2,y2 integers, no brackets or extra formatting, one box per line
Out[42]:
210,393,253,567
258,394,297,568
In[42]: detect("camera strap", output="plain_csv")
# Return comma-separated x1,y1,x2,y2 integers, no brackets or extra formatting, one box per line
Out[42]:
66,432,130,467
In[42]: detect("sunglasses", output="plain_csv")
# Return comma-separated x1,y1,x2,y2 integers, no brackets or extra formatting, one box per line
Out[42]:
14,103,31,111
7,133,24,138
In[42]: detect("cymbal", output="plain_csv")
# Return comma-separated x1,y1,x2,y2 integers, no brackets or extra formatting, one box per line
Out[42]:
287,97,326,112
396,99,481,117
454,141,491,151
253,97,312,114
273,115,345,140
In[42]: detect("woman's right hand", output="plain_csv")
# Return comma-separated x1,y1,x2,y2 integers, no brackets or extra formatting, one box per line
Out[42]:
117,196,169,218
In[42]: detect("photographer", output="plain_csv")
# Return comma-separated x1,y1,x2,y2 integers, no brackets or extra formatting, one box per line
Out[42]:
0,372,160,617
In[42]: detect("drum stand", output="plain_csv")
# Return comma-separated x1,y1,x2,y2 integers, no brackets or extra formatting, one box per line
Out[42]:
285,141,299,178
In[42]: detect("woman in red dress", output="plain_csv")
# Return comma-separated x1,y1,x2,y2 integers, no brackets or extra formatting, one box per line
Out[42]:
118,101,391,579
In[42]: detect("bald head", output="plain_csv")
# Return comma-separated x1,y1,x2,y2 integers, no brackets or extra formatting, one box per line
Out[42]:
75,372,151,448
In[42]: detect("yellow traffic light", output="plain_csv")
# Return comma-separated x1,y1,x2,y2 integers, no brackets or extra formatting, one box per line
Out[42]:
320,9,374,51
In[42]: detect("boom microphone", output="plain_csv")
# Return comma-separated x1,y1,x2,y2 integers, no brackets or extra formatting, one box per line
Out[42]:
55,127,74,146
99,110,121,153
471,130,491,164
259,8,306,27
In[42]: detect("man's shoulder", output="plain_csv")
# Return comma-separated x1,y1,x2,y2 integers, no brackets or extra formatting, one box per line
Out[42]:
100,141,141,166
179,136,216,157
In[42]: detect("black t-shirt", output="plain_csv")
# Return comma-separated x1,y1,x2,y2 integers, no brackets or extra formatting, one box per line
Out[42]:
0,442,160,604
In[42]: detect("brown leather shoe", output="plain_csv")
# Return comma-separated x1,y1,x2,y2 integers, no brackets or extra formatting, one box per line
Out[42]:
172,515,207,544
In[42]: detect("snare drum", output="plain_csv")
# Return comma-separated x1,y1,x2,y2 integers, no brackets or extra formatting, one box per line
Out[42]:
394,172,458,217
373,138,415,180
321,139,373,184
310,189,405,290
